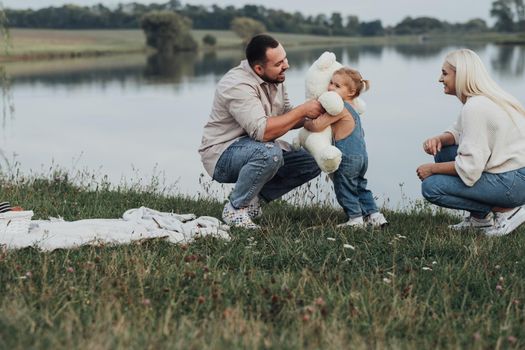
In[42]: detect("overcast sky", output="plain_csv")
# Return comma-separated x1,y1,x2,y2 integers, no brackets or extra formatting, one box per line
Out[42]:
1,0,494,26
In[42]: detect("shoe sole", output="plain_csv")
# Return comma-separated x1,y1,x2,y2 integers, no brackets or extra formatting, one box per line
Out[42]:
486,207,525,237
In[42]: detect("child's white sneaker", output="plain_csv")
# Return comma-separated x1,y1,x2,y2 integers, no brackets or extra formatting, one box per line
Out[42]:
365,212,388,228
337,216,365,228
485,206,525,237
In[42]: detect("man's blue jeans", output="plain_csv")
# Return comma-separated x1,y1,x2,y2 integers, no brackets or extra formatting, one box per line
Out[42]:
213,137,321,208
421,145,525,217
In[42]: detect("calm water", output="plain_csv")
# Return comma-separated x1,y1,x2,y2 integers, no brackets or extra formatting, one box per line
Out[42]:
1,43,525,208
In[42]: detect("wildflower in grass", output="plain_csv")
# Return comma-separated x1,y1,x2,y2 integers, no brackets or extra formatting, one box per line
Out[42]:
383,278,391,284
422,267,432,271
495,284,503,292
314,297,325,307
302,314,310,322
473,332,481,341
198,296,206,304
507,336,517,345
343,244,355,250
25,271,32,278
66,267,74,273
142,298,151,306
327,237,336,241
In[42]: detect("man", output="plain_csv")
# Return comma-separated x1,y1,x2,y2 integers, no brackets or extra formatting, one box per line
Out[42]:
199,34,323,229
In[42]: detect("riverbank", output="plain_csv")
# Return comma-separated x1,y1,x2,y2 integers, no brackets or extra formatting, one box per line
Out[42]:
1,173,524,348
1,28,524,62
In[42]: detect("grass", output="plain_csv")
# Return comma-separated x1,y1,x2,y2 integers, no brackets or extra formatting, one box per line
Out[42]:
1,28,524,62
0,171,524,349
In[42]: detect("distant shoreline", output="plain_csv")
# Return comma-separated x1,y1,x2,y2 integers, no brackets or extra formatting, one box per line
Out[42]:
1,28,524,62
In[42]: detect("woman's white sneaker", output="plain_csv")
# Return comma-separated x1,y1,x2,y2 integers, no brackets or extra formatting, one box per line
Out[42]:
485,206,525,237
449,213,494,231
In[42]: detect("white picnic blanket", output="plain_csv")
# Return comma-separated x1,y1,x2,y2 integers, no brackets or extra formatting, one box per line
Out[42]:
0,207,230,251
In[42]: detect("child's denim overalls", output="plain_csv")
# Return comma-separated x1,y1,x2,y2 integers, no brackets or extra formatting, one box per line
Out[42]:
332,102,378,219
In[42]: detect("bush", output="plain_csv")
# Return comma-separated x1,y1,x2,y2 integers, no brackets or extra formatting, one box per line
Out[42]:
230,16,266,44
202,34,217,47
140,10,197,55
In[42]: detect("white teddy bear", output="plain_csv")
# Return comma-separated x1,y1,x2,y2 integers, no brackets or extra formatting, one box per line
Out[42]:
293,51,364,174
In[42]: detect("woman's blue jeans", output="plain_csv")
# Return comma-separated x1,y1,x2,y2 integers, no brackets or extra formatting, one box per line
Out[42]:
421,145,525,217
213,137,321,208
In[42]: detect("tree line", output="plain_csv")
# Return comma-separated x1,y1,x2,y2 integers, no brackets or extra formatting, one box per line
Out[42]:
2,0,524,36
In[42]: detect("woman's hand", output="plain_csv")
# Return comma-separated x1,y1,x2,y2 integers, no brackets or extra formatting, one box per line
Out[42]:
422,137,442,156
416,163,435,181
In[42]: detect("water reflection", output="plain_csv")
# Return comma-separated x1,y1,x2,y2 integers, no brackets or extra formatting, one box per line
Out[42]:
6,43,524,86
491,45,525,77
2,42,524,208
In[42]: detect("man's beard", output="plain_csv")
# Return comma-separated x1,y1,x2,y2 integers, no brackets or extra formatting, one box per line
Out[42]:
261,72,285,84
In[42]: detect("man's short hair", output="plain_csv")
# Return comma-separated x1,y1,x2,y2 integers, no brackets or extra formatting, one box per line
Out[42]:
245,34,279,67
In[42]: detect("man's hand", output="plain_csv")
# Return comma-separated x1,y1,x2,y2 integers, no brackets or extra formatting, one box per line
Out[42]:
416,163,435,181
422,137,442,156
302,99,324,119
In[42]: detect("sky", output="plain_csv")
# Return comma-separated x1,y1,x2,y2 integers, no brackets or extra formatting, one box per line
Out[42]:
1,0,494,26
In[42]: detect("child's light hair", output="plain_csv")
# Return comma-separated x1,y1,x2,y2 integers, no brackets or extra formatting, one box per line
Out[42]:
333,67,369,98
445,48,525,117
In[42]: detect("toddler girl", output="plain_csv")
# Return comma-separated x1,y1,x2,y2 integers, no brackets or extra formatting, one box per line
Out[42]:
304,67,388,228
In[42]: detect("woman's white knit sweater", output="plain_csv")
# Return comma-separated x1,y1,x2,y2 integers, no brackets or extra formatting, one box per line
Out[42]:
446,95,525,186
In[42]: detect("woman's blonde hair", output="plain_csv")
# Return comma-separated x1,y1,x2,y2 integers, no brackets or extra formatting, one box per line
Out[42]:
333,67,369,98
445,48,525,116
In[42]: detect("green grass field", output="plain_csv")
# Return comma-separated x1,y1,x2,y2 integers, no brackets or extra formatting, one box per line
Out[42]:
2,28,524,62
0,171,524,349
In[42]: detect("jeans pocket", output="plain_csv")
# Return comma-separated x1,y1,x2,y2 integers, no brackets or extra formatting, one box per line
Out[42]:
338,154,364,178
213,151,234,183
516,167,525,181
494,171,519,205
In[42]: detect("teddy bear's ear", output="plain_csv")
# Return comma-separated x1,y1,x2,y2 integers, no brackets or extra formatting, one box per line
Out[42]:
316,52,336,70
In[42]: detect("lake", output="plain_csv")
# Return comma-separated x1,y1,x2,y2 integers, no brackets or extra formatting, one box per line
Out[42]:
1,43,524,209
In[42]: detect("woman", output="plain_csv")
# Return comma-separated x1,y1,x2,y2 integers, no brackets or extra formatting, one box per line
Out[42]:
417,48,525,236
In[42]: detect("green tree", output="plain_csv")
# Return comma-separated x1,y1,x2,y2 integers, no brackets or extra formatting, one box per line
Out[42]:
330,12,344,35
0,5,14,122
345,15,360,36
463,18,489,32
359,20,384,36
230,16,266,44
491,0,515,31
394,16,444,34
140,11,197,56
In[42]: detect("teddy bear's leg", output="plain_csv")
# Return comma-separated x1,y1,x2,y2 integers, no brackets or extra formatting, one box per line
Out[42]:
300,127,342,173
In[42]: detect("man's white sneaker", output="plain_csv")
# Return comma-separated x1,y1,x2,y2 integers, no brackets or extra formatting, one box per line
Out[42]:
448,213,494,231
485,206,525,237
365,212,388,228
337,216,365,228
246,196,262,219
222,202,260,229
